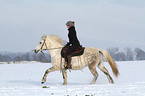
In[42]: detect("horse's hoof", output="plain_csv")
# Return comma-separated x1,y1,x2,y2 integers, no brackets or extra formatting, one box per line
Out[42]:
111,81,114,84
62,83,67,85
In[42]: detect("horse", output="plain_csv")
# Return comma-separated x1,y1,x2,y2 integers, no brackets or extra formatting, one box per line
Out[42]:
34,35,119,85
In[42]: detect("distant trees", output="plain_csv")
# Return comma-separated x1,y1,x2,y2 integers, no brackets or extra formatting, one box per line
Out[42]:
107,47,119,59
124,48,134,61
0,54,11,62
134,48,145,60
114,52,126,61
13,56,21,61
107,47,127,61
32,53,51,63
0,52,51,63
107,47,145,61
0,54,4,61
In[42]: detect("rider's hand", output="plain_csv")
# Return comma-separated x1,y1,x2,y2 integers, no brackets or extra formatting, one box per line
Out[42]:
66,42,70,46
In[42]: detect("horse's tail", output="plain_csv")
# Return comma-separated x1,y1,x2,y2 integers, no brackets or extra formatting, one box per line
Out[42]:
99,49,119,77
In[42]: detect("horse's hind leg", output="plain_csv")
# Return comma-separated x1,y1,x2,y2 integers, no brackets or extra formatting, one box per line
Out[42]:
98,60,114,84
88,62,99,84
41,67,57,84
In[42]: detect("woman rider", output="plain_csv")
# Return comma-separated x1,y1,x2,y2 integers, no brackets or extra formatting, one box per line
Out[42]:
64,21,81,69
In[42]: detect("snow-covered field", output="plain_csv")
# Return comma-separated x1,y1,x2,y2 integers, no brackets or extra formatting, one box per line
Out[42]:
0,61,145,96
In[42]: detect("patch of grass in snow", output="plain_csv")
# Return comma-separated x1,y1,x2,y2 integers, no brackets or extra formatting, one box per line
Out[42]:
64,95,95,96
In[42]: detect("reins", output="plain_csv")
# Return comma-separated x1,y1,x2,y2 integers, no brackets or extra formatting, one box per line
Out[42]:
44,47,63,50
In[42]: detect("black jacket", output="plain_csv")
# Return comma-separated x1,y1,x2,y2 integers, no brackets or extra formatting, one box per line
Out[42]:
67,26,80,46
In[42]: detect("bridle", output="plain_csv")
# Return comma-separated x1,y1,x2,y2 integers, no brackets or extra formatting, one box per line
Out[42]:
40,38,48,54
37,37,63,54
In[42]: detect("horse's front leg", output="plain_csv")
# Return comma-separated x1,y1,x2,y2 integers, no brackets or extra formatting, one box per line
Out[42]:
41,67,57,84
62,69,67,85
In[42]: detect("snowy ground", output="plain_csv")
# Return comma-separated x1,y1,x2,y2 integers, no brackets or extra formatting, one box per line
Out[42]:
0,61,145,96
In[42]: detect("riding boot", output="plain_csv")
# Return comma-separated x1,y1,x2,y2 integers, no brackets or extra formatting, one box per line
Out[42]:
67,55,72,69
65,55,72,69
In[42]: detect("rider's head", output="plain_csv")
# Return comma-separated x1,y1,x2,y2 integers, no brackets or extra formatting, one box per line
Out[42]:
66,21,75,28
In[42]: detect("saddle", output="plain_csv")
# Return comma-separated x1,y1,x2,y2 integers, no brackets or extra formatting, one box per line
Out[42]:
61,45,85,58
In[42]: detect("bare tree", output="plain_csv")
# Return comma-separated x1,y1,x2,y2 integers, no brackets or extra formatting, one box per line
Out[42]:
21,53,30,61
3,55,11,62
134,48,145,60
107,47,119,59
0,54,4,61
13,56,21,61
114,52,126,61
124,47,134,61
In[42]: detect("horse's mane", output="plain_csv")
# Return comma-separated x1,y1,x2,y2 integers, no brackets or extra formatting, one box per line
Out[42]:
48,35,64,44
41,34,64,45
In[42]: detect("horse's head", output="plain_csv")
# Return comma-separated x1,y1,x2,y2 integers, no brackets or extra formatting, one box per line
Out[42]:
34,34,63,54
34,34,48,54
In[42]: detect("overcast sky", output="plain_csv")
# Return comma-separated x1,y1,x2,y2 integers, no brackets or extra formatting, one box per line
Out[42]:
0,0,145,52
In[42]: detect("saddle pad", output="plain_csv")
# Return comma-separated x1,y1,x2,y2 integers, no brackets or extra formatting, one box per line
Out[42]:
61,46,85,58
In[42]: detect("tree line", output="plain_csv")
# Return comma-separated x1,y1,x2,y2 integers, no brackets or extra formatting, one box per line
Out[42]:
0,47,145,63
107,47,145,61
0,51,51,63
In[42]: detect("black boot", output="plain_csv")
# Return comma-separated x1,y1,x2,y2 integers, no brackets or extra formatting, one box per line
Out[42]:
67,55,72,69
65,55,72,69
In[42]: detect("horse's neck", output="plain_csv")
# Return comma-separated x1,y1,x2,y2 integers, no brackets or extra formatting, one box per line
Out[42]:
46,37,63,57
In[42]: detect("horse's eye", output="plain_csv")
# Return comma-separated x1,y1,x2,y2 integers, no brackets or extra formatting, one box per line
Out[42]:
40,42,42,44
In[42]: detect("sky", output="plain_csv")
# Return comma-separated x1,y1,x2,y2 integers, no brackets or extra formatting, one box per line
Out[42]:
0,0,145,52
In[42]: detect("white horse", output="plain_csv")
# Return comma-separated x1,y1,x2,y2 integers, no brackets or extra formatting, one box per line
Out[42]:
34,35,119,85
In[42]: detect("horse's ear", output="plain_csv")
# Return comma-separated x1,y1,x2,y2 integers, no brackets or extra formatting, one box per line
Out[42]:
41,34,47,40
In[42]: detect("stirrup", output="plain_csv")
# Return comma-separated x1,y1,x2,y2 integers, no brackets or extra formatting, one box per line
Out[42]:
65,65,71,69
64,62,72,69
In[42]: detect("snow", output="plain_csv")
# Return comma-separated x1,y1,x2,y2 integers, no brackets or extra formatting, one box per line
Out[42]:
0,61,145,96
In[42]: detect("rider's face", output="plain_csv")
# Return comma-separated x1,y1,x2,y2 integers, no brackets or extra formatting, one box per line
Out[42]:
66,25,70,29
